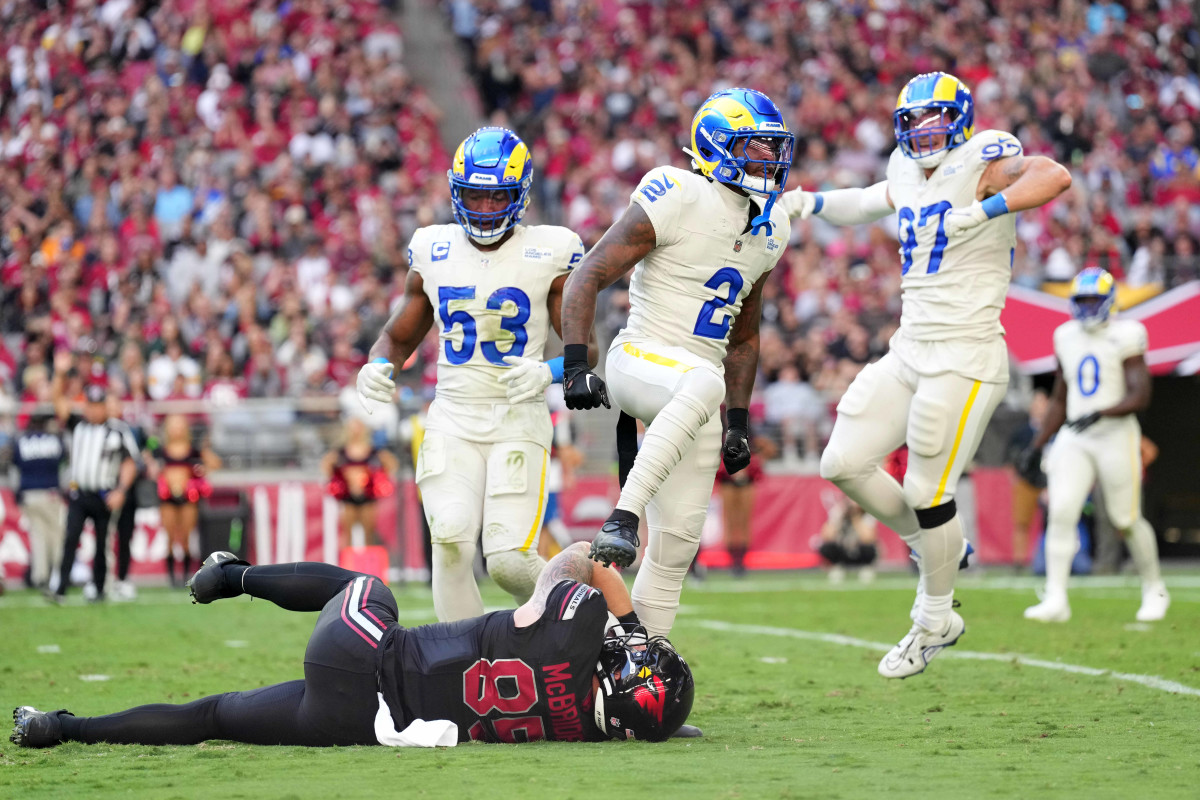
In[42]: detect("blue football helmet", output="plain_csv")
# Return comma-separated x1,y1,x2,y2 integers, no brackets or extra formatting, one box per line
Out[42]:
448,127,533,244
894,72,975,168
1069,267,1117,329
686,88,794,197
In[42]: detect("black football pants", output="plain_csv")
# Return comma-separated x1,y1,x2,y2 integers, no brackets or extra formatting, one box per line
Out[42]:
58,563,400,747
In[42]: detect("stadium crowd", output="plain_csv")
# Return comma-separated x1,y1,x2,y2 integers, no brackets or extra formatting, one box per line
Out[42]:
453,0,1199,460
0,0,446,450
0,0,1197,467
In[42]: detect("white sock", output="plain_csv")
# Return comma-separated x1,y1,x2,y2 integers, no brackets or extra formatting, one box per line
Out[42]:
917,592,954,632
631,556,689,639
1042,520,1078,604
431,541,484,622
617,391,713,517
1123,517,1162,589
917,514,964,600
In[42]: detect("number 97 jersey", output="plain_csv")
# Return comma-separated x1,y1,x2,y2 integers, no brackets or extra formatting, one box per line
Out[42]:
886,129,1023,345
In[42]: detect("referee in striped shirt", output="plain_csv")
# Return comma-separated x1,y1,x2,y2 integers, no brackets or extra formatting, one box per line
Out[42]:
55,384,141,602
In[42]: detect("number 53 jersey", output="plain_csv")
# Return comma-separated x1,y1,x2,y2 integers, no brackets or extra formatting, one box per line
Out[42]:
616,165,790,372
886,129,1022,350
409,223,584,449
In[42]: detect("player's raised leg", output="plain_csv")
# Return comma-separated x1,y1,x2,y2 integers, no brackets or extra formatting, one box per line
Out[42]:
480,441,550,605
1095,425,1168,621
633,415,722,638
417,431,488,621
880,374,1004,678
1027,439,1094,622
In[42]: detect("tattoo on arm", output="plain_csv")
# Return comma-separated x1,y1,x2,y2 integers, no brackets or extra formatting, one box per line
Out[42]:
525,543,595,615
722,273,767,408
561,204,657,346
1001,156,1027,181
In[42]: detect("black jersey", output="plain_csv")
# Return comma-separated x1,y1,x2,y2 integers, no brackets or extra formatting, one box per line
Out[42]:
377,580,608,743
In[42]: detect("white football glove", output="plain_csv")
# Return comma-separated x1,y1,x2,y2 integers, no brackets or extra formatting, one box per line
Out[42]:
943,201,989,238
356,359,395,414
499,355,552,404
779,188,817,220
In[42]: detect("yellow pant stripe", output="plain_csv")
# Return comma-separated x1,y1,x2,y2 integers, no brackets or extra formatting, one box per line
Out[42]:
933,380,982,506
622,343,693,373
520,450,549,552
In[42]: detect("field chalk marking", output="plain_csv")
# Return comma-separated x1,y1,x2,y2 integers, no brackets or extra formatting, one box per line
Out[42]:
695,619,1200,698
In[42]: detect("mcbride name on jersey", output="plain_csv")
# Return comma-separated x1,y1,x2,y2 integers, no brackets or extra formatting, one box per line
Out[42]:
618,166,789,370
886,129,1023,343
377,580,608,743
409,223,584,446
1055,318,1148,420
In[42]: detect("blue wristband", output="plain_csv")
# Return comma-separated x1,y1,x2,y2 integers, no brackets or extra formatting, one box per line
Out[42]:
981,193,1009,219
370,357,390,364
812,193,825,214
547,357,564,383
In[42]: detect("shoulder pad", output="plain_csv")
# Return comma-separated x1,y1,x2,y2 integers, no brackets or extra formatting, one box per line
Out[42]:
961,130,1024,162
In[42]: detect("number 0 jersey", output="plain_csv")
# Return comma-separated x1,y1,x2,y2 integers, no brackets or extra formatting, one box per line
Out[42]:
377,580,608,743
616,166,790,372
886,129,1022,345
1054,318,1148,420
409,223,584,448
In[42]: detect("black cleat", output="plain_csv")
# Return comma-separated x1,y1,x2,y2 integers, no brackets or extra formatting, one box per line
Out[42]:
671,723,703,738
11,706,71,748
186,551,249,605
588,518,640,568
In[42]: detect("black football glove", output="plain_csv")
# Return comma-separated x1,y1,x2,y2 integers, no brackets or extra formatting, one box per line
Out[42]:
562,344,609,410
1015,446,1043,485
1066,412,1102,433
722,408,752,475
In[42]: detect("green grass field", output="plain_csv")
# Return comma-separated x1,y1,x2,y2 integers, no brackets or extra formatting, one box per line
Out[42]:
3,569,1199,799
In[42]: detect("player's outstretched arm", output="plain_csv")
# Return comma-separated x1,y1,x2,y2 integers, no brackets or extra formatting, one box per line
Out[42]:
513,542,633,627
779,181,893,225
358,270,434,412
978,155,1072,212
560,204,656,349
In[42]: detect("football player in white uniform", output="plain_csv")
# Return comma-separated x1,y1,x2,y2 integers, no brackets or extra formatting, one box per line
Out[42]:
778,72,1072,677
1020,268,1167,623
559,88,793,638
356,127,596,621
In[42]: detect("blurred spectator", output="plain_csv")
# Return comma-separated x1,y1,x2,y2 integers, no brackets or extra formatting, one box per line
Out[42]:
147,414,220,588
12,412,66,592
816,494,877,584
322,417,399,550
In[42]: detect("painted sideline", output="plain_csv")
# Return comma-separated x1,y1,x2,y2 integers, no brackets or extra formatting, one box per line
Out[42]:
694,619,1200,698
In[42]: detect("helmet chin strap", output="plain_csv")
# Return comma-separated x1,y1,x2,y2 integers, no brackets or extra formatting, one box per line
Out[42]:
750,191,777,236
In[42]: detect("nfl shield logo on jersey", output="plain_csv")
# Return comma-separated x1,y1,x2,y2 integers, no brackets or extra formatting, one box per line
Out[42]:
733,239,743,252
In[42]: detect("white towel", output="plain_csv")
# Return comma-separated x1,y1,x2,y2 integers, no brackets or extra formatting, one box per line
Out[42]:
374,693,458,747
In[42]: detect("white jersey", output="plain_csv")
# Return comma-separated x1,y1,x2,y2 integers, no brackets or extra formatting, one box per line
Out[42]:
1055,318,1148,419
885,129,1023,382
409,223,583,447
615,166,790,371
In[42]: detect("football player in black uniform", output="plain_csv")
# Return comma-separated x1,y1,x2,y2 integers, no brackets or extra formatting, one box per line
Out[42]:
11,543,693,748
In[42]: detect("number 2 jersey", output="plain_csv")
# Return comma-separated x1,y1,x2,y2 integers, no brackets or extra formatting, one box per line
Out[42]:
616,166,790,372
376,579,608,743
885,129,1022,383
409,224,584,450
1054,317,1148,421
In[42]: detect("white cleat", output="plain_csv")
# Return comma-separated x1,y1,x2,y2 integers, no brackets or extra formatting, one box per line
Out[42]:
112,580,138,602
1135,583,1170,622
1023,598,1071,623
878,611,965,679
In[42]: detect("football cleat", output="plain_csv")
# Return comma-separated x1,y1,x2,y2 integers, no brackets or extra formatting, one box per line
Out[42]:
1135,583,1170,622
11,706,71,748
588,519,640,569
1023,598,1071,623
186,551,249,605
878,611,965,679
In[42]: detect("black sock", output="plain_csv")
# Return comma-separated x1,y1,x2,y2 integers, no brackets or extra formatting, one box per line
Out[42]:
165,552,176,584
182,553,193,581
606,509,640,528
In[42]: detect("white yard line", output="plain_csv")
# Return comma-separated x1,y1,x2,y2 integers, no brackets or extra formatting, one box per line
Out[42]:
694,619,1200,698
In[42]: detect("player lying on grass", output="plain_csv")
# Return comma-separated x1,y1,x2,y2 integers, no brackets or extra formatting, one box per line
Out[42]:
10,544,694,748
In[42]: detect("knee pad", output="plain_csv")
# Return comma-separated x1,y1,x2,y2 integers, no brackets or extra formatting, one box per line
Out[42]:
674,367,725,420
819,446,852,483
427,503,477,545
485,549,544,601
903,469,944,511
431,539,476,572
906,394,949,458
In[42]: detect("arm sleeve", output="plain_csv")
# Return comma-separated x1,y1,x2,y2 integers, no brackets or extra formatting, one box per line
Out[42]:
813,181,893,225
118,424,143,468
629,168,687,247
563,232,585,274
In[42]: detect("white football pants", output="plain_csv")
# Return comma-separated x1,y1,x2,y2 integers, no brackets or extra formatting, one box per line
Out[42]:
606,340,723,639
416,432,548,621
